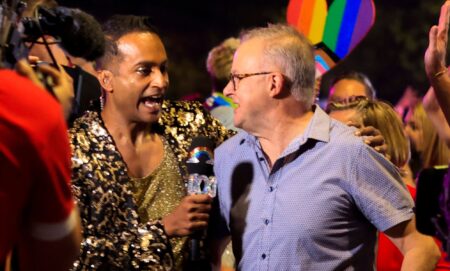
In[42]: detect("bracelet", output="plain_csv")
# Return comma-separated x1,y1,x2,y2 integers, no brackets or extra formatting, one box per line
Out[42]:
434,68,447,78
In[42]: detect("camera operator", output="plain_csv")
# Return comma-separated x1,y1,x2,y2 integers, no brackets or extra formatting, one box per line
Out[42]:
17,1,105,123
0,1,88,269
0,58,81,271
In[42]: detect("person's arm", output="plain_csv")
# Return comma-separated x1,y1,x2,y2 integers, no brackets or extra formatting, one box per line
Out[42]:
19,209,82,271
385,216,441,271
351,143,440,270
18,98,81,270
394,86,420,119
424,1,450,125
423,87,450,147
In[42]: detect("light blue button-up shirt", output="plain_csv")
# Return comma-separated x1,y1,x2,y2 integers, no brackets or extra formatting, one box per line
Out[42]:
213,107,414,271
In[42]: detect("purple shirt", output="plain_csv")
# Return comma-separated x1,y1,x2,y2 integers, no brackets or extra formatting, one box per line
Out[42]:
213,107,414,271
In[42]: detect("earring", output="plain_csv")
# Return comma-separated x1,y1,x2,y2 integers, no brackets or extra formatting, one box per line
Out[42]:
100,95,104,111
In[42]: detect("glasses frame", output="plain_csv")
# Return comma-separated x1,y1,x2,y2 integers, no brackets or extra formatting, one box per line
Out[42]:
229,72,272,90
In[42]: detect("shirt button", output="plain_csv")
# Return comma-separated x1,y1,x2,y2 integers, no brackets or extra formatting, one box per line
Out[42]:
264,219,270,225
261,253,266,259
268,186,274,192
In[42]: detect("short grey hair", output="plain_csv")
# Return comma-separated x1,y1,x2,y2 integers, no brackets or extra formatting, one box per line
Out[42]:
240,24,315,107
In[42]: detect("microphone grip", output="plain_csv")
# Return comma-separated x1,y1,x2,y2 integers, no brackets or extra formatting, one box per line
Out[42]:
190,228,206,262
187,231,211,271
189,235,201,261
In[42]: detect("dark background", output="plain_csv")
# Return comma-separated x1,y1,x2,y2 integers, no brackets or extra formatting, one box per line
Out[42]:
58,0,444,104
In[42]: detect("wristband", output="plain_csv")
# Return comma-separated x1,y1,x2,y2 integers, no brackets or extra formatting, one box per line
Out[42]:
434,68,447,78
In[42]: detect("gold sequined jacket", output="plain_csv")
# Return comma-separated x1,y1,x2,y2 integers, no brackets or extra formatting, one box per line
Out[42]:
69,100,232,270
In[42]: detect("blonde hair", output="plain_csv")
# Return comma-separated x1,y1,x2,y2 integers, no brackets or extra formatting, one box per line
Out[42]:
355,100,410,168
206,37,240,80
412,103,450,167
206,37,240,92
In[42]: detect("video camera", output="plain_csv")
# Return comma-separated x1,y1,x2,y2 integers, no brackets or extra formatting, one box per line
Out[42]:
0,0,104,122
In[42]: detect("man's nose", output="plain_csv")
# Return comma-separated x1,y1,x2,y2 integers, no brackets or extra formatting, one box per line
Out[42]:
152,69,169,88
223,80,234,97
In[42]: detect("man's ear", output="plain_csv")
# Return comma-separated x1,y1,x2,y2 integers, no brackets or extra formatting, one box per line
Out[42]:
97,70,114,93
268,72,286,98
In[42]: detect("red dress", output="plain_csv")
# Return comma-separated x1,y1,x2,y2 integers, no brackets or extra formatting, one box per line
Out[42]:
376,185,450,270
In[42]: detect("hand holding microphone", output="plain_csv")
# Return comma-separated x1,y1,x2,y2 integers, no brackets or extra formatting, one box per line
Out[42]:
161,194,212,237
161,137,216,239
186,136,217,264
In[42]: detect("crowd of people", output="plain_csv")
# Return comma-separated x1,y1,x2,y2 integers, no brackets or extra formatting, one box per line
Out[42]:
2,0,450,271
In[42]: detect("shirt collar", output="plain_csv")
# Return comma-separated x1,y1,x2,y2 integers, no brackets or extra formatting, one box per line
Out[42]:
244,105,331,152
304,105,330,143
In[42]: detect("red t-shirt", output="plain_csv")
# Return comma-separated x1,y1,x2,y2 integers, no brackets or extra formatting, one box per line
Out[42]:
0,70,74,262
377,185,450,270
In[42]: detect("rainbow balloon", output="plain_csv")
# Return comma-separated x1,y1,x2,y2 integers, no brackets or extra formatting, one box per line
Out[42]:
287,0,375,78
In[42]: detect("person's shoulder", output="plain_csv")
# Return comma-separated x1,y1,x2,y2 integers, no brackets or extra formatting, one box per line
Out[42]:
215,131,248,155
162,99,204,113
0,70,66,138
160,99,231,137
68,111,103,152
0,69,60,110
328,118,365,148
160,100,208,126
318,118,376,163
329,119,393,167
70,111,99,133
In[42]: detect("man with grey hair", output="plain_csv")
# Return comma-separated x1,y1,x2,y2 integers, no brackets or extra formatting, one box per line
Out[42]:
210,24,440,270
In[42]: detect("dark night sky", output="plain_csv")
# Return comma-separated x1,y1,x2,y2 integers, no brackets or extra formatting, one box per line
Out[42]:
58,0,289,99
58,0,442,104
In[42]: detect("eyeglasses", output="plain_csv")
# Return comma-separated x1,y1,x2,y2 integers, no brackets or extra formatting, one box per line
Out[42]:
229,72,272,90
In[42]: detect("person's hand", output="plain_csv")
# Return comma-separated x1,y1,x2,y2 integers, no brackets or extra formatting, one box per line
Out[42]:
162,194,213,237
424,1,450,79
349,122,389,159
16,59,74,120
39,64,74,120
15,59,46,88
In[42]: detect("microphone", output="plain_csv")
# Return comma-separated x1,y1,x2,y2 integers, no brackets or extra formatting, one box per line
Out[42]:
186,136,216,265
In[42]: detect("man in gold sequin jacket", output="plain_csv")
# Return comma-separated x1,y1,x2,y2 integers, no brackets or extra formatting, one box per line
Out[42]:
69,15,231,270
